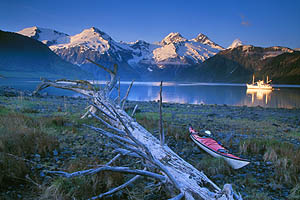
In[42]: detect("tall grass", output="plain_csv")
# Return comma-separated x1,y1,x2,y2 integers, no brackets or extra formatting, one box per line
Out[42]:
240,138,300,186
0,106,59,189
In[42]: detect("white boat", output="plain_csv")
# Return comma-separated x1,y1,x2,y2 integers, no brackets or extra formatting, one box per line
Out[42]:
246,75,273,90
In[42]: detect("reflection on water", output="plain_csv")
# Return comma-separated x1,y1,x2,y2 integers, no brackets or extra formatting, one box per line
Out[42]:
246,89,272,105
242,88,300,108
122,83,300,109
1,78,300,109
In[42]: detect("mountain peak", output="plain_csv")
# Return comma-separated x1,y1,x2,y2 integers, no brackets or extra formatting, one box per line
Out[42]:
81,27,111,41
17,26,40,38
130,40,151,50
191,33,224,50
161,32,187,45
194,33,209,43
89,27,104,34
228,39,243,49
18,26,69,46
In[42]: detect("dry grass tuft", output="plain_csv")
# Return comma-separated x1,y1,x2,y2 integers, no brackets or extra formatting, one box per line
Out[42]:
240,138,300,186
41,158,126,200
196,155,232,177
0,107,59,189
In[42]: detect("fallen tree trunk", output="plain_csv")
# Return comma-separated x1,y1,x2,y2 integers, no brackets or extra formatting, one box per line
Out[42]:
33,60,242,200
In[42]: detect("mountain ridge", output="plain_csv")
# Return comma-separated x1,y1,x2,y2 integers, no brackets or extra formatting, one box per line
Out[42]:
16,26,300,84
0,30,90,79
178,45,298,83
18,26,224,79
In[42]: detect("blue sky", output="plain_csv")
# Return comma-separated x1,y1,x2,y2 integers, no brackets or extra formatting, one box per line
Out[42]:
1,0,300,48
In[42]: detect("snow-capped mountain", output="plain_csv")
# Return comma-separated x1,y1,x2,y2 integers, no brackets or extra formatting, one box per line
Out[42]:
17,26,69,46
49,27,134,65
127,40,159,68
228,39,243,49
18,26,225,79
191,33,224,50
16,26,299,83
152,32,224,67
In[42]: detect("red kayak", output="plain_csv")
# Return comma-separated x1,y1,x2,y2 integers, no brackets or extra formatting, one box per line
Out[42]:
189,127,250,169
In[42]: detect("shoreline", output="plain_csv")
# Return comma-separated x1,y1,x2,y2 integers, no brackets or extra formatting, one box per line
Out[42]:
1,86,300,199
1,85,300,110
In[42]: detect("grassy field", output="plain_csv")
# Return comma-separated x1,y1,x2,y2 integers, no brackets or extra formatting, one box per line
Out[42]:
0,92,300,199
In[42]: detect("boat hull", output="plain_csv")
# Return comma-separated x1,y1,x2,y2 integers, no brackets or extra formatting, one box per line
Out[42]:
190,134,250,169
246,84,273,90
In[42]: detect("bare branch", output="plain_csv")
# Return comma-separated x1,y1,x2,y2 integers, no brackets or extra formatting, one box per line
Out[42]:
131,104,138,117
89,111,126,136
89,101,117,121
168,192,184,200
151,157,181,192
106,154,121,166
25,174,42,189
46,166,166,182
84,124,138,148
83,124,151,163
113,148,142,158
86,58,114,75
121,80,134,109
81,105,97,119
94,97,117,118
89,175,141,200
86,59,118,93
33,78,94,97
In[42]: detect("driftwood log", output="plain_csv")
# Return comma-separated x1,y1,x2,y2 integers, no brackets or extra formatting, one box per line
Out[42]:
33,60,242,200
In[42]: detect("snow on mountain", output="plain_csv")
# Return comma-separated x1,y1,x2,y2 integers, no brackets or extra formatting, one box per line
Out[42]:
17,26,226,78
51,27,113,53
18,26,69,46
151,32,224,66
191,33,224,50
228,38,243,49
127,40,159,68
160,32,187,45
126,32,225,69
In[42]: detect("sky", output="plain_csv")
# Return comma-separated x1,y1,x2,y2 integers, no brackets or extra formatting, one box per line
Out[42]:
1,0,300,49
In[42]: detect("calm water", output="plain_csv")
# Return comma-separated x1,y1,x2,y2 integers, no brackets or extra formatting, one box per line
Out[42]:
1,78,300,109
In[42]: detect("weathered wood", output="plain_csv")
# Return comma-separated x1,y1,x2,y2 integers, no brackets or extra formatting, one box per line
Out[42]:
34,60,242,200
46,166,166,181
131,104,138,117
121,80,134,109
159,81,164,146
89,175,141,200
106,154,121,166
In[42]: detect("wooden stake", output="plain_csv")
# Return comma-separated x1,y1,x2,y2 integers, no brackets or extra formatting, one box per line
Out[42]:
159,81,164,146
